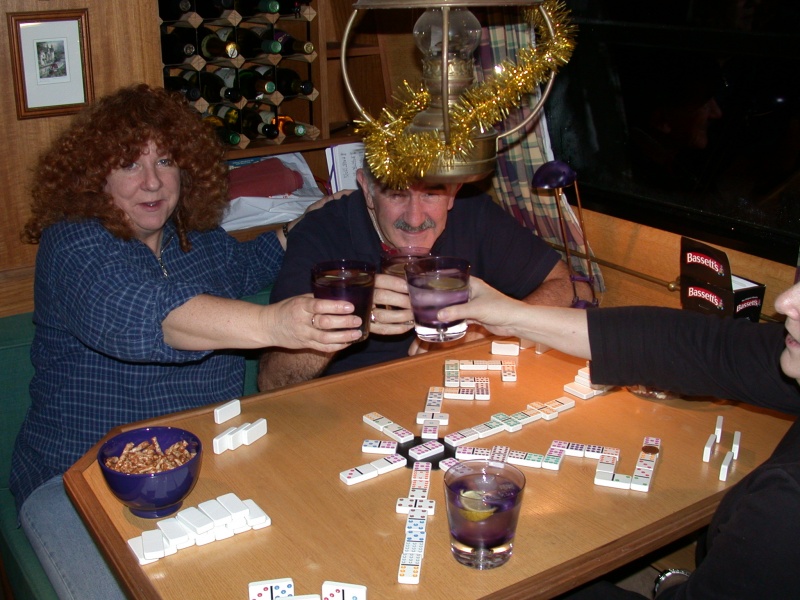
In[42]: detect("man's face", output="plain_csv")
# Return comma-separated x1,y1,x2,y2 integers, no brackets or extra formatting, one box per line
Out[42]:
358,170,459,251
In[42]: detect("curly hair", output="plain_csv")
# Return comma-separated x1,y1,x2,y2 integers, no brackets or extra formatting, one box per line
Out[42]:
22,83,230,252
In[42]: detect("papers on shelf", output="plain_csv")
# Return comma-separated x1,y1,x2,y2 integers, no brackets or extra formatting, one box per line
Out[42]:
326,142,364,193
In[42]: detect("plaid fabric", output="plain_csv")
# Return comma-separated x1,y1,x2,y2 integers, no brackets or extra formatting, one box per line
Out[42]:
477,9,605,293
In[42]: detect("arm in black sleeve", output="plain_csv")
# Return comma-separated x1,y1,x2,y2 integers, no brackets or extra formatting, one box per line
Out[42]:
587,307,800,415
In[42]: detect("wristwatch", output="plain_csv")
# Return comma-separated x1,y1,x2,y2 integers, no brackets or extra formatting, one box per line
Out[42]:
281,222,290,238
653,568,692,597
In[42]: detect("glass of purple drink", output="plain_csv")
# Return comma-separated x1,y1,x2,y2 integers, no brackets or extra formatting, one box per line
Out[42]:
404,256,470,342
444,460,525,569
380,246,431,278
311,259,376,342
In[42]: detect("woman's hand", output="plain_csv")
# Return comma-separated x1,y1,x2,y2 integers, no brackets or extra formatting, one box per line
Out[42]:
264,294,362,352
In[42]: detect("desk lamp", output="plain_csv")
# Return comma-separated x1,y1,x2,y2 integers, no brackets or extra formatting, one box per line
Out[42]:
531,159,599,308
340,0,575,188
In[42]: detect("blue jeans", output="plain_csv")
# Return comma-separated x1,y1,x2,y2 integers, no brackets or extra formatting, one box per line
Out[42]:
19,475,127,600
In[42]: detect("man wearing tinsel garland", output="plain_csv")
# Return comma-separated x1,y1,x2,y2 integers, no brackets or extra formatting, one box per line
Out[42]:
258,162,592,391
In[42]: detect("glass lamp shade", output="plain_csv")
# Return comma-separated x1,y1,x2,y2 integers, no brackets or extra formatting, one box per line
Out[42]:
531,160,577,189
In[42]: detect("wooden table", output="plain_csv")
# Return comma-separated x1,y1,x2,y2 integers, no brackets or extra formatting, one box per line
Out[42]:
64,340,794,599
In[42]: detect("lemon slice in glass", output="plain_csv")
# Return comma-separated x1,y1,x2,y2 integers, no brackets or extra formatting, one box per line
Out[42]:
429,276,465,291
458,489,496,522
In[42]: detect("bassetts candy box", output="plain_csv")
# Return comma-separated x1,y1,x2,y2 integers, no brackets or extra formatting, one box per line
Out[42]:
679,237,765,323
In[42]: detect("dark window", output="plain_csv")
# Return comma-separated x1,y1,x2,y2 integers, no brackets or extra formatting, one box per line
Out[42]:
544,0,800,264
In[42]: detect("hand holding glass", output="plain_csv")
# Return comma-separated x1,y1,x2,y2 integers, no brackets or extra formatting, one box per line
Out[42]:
404,256,470,342
444,460,525,569
311,260,376,342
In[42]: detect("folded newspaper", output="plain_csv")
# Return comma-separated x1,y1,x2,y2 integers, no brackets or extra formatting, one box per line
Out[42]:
221,152,324,232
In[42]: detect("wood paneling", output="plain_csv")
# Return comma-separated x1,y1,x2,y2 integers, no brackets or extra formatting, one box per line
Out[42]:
0,0,163,318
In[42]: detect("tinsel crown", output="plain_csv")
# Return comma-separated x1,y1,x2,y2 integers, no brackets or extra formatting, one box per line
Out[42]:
357,0,576,190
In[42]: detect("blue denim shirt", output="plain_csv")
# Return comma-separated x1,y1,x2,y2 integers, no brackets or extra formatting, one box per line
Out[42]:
10,218,282,509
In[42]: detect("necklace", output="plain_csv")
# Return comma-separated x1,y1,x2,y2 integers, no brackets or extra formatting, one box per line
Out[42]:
367,207,387,246
156,234,173,278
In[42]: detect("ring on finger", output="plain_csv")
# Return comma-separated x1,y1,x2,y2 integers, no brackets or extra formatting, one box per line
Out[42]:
311,315,316,328
370,311,376,323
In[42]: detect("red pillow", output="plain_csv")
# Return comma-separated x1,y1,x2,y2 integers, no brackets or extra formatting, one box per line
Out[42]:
227,158,304,200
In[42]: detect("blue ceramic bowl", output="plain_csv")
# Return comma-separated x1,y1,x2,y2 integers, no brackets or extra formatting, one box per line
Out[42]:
97,426,202,519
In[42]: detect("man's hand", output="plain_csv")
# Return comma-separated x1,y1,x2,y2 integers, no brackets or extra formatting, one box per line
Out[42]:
369,274,414,336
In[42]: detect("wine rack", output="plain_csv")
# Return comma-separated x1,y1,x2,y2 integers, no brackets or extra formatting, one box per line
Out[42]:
159,2,323,150
157,0,397,178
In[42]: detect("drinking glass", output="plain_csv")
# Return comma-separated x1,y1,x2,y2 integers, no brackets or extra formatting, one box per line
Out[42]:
404,256,470,342
380,246,431,278
311,259,376,342
444,460,526,569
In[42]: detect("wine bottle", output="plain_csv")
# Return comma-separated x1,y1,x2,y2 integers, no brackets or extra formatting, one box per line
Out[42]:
274,67,313,98
277,0,311,17
194,0,234,18
197,26,239,59
273,29,314,56
203,115,241,146
182,70,243,102
239,106,279,139
274,114,306,137
216,27,281,59
160,30,197,64
158,0,194,21
225,66,277,100
234,0,280,16
206,103,241,128
164,75,203,101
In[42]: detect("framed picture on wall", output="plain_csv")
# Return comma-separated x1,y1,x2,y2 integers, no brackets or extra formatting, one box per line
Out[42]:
7,9,94,119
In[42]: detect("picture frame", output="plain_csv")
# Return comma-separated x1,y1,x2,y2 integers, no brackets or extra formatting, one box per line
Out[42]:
8,10,94,120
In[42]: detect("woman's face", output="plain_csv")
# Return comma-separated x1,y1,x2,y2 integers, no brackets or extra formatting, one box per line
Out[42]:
774,281,800,381
103,140,180,252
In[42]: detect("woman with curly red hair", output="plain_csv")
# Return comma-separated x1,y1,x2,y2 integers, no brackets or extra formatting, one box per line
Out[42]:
12,83,361,599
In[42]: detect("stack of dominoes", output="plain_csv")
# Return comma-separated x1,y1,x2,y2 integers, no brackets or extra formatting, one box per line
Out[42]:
211,399,268,454
564,365,613,400
128,492,270,565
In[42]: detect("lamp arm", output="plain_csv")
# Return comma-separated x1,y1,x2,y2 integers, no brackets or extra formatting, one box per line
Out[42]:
341,10,375,125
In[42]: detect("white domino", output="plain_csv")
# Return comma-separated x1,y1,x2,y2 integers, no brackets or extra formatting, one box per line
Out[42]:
248,577,295,599
564,381,595,399
408,441,444,460
443,428,479,447
176,506,214,535
213,398,241,424
732,431,741,459
715,415,724,443
216,493,249,521
243,418,267,445
507,450,543,468
439,457,460,471
229,422,250,450
594,471,632,489
362,439,398,454
141,529,166,560
416,411,449,425
242,498,271,529
321,581,367,600
702,433,716,462
719,451,734,481
363,412,393,431
127,536,159,565
157,517,193,549
212,426,237,454
340,464,379,485
370,453,408,474
198,499,232,527
491,340,520,355
384,424,415,444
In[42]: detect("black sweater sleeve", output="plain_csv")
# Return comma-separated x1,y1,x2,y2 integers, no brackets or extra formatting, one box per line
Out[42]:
586,306,800,416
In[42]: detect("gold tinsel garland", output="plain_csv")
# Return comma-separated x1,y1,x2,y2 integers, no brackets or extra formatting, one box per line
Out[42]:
357,0,576,190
